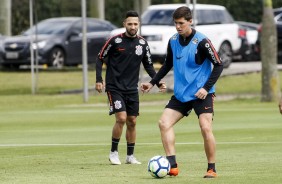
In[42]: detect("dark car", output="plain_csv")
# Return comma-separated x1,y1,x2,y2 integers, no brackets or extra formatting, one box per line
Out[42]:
235,21,259,61
0,17,117,68
255,8,282,63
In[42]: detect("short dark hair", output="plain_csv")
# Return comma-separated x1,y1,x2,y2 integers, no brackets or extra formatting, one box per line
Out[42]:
125,10,139,19
173,6,192,21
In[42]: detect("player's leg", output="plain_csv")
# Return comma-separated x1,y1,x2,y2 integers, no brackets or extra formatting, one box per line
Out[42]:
194,94,217,178
160,95,191,176
109,111,127,165
112,111,127,145
159,108,183,176
125,115,141,164
107,91,127,165
159,108,183,156
124,93,141,164
199,113,217,178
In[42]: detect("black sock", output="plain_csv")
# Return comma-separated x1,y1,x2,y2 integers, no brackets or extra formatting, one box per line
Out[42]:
166,155,177,168
127,142,135,155
208,163,216,172
111,138,120,152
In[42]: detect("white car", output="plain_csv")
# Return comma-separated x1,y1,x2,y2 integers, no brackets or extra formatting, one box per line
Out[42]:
111,4,242,68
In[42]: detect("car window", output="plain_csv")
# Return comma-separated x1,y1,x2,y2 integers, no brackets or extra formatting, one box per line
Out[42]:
218,10,234,23
142,7,234,26
142,9,174,25
71,20,114,33
276,13,282,23
87,20,113,32
197,10,220,25
196,9,233,25
23,20,72,35
72,21,82,33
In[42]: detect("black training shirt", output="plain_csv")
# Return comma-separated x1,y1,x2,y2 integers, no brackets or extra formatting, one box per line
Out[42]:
96,33,156,93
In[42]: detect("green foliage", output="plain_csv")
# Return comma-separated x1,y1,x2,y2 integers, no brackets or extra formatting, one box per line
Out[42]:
12,0,29,35
151,0,185,4
10,0,282,35
196,0,282,23
104,0,134,27
264,0,272,7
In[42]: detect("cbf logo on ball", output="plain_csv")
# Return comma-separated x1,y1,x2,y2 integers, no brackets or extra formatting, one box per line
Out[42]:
135,45,143,56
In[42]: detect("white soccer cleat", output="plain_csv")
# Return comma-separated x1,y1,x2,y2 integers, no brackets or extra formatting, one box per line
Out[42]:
126,155,142,164
109,151,121,165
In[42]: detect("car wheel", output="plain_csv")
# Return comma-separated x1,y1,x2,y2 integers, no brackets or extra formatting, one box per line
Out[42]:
218,42,232,68
49,47,65,69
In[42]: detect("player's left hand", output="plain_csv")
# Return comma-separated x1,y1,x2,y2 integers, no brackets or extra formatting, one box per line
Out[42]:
195,88,208,100
158,81,167,92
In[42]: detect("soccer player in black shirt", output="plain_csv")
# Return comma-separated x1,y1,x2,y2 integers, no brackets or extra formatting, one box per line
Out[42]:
96,10,165,165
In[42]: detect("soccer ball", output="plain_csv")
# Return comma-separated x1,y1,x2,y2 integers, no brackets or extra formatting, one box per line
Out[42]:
147,155,171,178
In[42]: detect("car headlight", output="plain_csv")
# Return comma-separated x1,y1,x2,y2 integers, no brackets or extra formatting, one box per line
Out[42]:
32,40,47,49
143,35,162,41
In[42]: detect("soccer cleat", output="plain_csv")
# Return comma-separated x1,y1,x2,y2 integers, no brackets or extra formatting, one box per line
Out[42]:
168,167,179,176
109,151,121,165
125,155,141,164
204,168,217,178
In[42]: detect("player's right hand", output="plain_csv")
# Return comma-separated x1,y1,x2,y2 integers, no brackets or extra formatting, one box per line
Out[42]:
140,82,153,93
95,82,104,93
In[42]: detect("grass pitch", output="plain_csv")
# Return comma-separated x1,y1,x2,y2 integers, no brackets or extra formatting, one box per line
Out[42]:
0,95,281,184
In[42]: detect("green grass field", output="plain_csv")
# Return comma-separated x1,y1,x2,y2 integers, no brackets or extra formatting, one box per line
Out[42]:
0,95,281,184
0,70,282,183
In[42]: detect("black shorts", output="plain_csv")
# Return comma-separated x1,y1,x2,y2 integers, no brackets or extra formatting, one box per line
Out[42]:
106,90,139,116
165,93,215,117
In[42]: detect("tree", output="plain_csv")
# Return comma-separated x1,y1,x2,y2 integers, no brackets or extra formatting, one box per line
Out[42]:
261,0,280,102
0,0,11,35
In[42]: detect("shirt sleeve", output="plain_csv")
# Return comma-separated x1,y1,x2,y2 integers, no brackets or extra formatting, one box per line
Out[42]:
95,36,114,83
142,41,157,79
198,38,224,91
150,40,173,86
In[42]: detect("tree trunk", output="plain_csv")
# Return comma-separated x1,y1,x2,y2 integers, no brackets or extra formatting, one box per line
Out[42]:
0,0,11,35
261,0,281,102
89,0,105,19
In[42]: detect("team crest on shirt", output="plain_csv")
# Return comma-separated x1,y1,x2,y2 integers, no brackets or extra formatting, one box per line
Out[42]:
114,100,122,109
115,37,122,43
135,45,143,55
171,34,177,40
139,39,145,45
192,38,198,44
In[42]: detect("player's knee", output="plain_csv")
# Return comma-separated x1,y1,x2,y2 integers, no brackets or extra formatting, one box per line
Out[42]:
126,117,137,128
116,117,126,125
158,119,169,131
200,124,212,135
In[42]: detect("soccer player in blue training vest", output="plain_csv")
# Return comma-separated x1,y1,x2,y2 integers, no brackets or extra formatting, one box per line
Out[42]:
141,6,223,178
96,10,166,165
